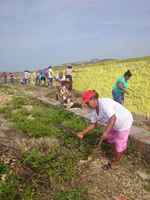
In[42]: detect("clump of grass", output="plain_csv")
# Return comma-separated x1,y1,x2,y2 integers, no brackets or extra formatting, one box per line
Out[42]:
54,188,87,200
0,173,21,200
0,95,98,139
144,180,150,192
0,163,8,174
22,147,80,183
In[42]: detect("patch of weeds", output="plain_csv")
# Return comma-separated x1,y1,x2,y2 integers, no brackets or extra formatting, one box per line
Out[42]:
13,116,61,137
127,140,138,155
0,96,27,117
62,116,88,131
22,148,56,173
85,127,102,145
0,163,8,174
54,188,87,200
0,98,62,137
144,180,150,192
22,148,78,183
0,85,15,95
58,124,103,160
0,173,21,200
22,185,36,200
58,129,88,159
11,96,26,109
127,140,143,162
47,149,78,183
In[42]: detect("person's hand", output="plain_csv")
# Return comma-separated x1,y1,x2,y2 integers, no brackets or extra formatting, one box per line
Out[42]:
77,132,84,140
101,132,108,141
125,90,129,95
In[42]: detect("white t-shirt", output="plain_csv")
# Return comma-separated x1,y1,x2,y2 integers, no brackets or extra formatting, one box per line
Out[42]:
24,71,29,79
89,98,133,131
48,69,53,78
56,74,65,82
66,68,72,76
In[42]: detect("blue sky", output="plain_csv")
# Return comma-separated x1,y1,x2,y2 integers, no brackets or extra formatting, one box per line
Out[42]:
0,0,150,71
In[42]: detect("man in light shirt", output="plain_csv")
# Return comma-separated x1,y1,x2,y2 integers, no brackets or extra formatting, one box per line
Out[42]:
47,66,53,87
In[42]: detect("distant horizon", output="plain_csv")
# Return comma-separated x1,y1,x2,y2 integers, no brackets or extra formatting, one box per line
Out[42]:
0,55,150,73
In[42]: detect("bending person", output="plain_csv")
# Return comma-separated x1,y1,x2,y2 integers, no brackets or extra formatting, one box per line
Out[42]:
77,90,133,170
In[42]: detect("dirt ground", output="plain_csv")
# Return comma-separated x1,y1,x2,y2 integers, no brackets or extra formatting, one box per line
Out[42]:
132,113,150,131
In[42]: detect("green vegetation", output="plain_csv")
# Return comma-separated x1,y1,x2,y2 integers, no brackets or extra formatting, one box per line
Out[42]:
0,96,88,137
55,188,87,200
73,58,150,117
0,95,101,199
0,163,8,174
0,174,21,200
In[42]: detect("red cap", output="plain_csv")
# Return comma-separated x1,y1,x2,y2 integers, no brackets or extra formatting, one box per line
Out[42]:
82,90,96,103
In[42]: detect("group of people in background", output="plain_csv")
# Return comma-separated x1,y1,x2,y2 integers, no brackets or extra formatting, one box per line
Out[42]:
21,65,74,108
20,65,73,87
0,72,16,84
0,65,74,108
21,66,54,86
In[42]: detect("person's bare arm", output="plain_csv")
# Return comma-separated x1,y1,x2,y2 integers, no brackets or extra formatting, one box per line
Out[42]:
117,83,128,94
101,115,116,140
77,123,96,139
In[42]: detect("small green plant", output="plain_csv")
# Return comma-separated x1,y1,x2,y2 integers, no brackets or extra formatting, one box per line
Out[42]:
55,188,87,200
0,163,8,174
22,148,56,172
0,174,21,200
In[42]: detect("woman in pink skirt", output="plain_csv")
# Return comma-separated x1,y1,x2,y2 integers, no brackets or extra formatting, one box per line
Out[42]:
77,90,133,170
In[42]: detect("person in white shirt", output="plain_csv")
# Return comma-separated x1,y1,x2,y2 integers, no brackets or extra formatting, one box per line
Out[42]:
24,70,30,85
56,71,65,85
77,90,133,170
47,66,53,87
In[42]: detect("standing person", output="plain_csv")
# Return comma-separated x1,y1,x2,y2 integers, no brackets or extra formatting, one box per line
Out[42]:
2,72,8,84
40,69,46,86
0,73,2,84
112,70,132,104
56,71,65,86
35,70,40,85
47,66,53,87
30,71,36,85
65,65,73,81
24,70,29,85
9,72,15,84
28,71,31,84
20,72,25,85
77,90,133,170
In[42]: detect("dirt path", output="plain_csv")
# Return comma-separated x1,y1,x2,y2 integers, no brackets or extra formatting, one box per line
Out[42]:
78,156,150,200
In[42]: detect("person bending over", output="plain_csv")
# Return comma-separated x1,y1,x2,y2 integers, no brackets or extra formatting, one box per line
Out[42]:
77,90,133,170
